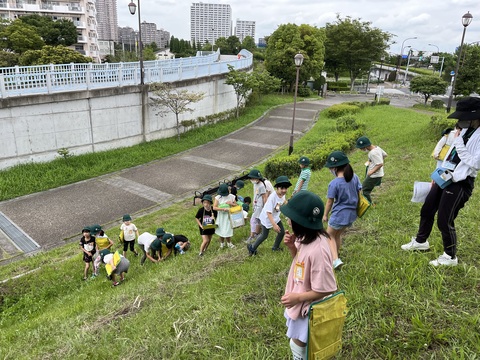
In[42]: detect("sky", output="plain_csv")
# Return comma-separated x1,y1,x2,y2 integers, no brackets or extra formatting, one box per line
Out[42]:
118,0,480,55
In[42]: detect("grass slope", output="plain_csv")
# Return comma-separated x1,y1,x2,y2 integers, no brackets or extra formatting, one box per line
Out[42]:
1,104,479,359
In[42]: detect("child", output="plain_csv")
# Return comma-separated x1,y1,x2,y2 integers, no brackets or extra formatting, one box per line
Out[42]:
101,250,130,287
120,214,139,258
195,194,218,256
230,180,245,202
79,227,96,280
213,183,237,249
432,127,457,168
323,151,362,269
242,196,252,220
246,169,268,243
292,156,311,195
356,136,387,204
248,176,292,255
137,231,163,265
280,191,337,360
93,227,114,276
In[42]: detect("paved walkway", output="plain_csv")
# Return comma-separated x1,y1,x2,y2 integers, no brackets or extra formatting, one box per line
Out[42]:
0,94,419,262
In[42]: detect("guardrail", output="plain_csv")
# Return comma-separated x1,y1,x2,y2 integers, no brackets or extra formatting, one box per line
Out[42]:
0,49,253,99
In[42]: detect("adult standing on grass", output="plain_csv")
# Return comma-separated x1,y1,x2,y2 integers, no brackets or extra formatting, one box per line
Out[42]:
247,176,292,255
292,156,311,195
79,227,96,280
356,136,387,204
401,97,480,266
280,191,337,360
213,183,237,249
323,151,362,269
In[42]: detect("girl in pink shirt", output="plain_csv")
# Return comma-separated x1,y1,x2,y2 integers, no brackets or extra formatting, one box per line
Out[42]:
280,191,337,360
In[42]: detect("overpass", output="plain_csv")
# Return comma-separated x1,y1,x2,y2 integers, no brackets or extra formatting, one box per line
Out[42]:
0,50,253,170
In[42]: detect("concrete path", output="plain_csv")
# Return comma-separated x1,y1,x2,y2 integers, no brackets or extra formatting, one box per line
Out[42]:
0,94,419,262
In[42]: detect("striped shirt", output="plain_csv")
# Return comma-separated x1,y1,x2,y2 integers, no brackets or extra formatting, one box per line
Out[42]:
295,167,311,191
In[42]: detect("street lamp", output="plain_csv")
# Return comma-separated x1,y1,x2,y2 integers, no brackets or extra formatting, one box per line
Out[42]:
447,11,473,113
396,37,417,81
288,53,304,156
378,56,385,84
428,43,440,75
403,47,413,85
128,1,144,85
428,43,439,53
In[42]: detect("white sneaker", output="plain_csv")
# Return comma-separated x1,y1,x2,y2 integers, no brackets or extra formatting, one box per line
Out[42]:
220,242,225,249
401,237,430,251
429,252,458,266
227,242,235,249
333,258,344,269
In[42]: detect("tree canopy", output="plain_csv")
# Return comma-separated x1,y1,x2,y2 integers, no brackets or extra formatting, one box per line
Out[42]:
264,23,325,91
455,44,480,96
409,75,448,105
324,15,392,89
19,45,92,66
19,15,77,46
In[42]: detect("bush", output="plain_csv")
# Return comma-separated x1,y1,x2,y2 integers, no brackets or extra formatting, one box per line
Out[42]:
429,114,456,137
371,97,390,106
297,86,313,97
322,104,361,119
263,129,363,180
431,99,445,109
327,81,349,92
336,115,365,133
344,101,370,109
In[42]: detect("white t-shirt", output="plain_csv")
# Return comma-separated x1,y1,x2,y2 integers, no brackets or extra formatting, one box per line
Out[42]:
137,232,156,252
259,191,286,228
252,182,267,218
367,146,387,178
120,223,138,241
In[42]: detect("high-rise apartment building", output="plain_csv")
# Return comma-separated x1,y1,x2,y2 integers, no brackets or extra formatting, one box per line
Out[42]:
140,21,169,49
0,0,100,62
96,0,118,41
190,2,232,47
234,19,255,42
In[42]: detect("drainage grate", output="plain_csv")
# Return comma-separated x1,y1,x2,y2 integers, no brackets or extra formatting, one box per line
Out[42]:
0,211,40,253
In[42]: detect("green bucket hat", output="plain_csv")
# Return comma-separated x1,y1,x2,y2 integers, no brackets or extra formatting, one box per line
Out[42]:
274,175,292,188
99,249,111,261
82,227,91,233
356,136,371,149
217,183,229,196
156,228,165,237
248,169,262,179
122,214,132,221
280,191,324,230
235,180,245,189
150,238,162,251
242,203,250,212
324,151,350,168
201,194,213,203
90,224,102,234
298,156,310,165
161,233,174,246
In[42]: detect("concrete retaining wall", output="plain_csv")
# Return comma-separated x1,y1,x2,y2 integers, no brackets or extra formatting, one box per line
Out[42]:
0,74,238,170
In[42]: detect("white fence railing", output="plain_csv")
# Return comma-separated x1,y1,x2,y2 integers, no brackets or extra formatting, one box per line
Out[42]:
0,49,253,99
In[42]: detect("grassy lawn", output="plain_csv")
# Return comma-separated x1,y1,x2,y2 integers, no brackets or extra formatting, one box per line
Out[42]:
1,103,479,359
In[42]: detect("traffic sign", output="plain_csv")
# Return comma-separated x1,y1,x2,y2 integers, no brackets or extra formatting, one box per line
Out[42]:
450,71,455,76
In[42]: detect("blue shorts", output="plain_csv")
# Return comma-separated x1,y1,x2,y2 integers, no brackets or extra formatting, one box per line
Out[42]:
328,221,353,231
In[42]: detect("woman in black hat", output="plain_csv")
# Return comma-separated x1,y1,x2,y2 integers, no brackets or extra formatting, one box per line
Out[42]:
402,97,480,266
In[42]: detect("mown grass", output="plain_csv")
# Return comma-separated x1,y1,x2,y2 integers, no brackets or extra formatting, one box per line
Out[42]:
0,94,296,201
1,102,480,359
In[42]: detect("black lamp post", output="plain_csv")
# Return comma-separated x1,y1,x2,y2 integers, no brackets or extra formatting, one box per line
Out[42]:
288,53,304,156
128,1,144,85
447,11,473,113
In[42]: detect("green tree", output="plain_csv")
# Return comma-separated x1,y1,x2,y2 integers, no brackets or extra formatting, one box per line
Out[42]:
241,36,256,52
325,15,392,89
142,47,156,61
226,35,241,54
0,51,19,67
19,15,77,46
455,44,480,96
409,75,448,105
150,83,205,141
0,20,44,54
19,45,92,65
265,23,325,91
252,68,281,100
225,64,256,118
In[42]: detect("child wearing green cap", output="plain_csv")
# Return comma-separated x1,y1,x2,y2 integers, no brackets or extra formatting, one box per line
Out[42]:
280,191,337,360
195,194,218,256
247,176,292,255
120,214,139,258
292,156,311,195
213,183,237,249
79,227,96,280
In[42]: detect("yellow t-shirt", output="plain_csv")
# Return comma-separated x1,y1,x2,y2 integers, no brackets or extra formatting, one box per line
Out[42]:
95,235,110,250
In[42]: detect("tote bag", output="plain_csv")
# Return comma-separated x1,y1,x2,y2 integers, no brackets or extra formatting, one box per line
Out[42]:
307,291,348,360
356,194,371,218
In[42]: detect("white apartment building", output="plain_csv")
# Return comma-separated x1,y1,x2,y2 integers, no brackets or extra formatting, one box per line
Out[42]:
96,0,118,42
234,19,255,42
0,0,100,62
190,2,231,47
